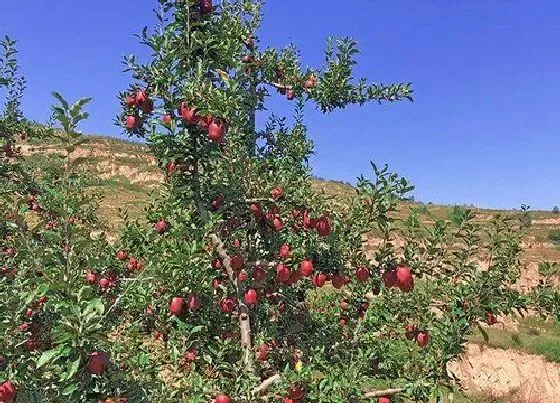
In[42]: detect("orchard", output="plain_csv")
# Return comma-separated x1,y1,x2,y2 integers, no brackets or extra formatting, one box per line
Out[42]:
0,1,551,402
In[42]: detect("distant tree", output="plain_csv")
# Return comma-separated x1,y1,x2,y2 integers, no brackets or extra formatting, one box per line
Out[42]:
553,206,559,214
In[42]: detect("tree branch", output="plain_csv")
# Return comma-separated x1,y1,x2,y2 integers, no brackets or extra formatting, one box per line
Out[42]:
361,388,405,399
269,82,293,91
245,260,276,269
251,373,282,396
209,233,253,368
247,373,404,400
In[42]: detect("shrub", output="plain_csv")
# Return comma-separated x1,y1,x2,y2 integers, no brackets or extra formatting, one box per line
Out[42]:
548,229,560,245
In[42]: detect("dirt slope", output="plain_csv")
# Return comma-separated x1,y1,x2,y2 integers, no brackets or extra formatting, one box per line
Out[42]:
449,343,560,403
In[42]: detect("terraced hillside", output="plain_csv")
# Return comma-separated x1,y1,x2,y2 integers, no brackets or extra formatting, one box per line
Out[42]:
22,134,560,263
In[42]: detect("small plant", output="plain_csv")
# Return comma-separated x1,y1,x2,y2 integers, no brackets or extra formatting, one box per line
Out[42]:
548,229,560,245
534,340,560,363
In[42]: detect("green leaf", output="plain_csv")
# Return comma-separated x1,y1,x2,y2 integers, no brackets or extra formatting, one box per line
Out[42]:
62,382,77,396
52,92,69,110
477,323,489,343
36,346,62,368
66,357,81,380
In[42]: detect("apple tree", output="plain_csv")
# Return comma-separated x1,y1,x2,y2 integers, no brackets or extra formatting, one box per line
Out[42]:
112,1,527,402
1,45,141,402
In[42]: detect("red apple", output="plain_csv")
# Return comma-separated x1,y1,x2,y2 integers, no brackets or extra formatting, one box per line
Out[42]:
358,302,369,317
127,258,138,272
200,0,213,14
169,296,185,316
257,343,269,361
162,114,172,125
302,211,315,229
154,219,168,234
180,102,198,123
212,258,223,270
312,273,327,288
238,270,248,282
242,54,255,63
287,383,306,401
244,288,258,306
230,254,245,271
315,216,331,237
0,380,16,403
378,398,391,403
167,161,177,174
184,349,197,363
340,300,349,311
116,250,129,261
278,301,287,313
135,90,148,105
416,331,430,348
99,278,110,289
85,271,98,284
272,217,284,231
395,265,414,292
304,75,316,89
276,263,291,283
87,351,109,374
220,297,237,314
125,115,138,130
208,120,225,143
214,394,230,403
125,95,136,107
355,266,370,282
213,277,225,290
382,270,398,288
331,274,345,289
250,203,264,220
254,266,266,281
279,244,291,259
270,187,284,200
300,260,314,277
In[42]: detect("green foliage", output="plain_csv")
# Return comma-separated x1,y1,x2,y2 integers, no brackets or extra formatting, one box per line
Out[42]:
0,36,26,120
548,229,560,245
1,94,133,401
534,340,560,362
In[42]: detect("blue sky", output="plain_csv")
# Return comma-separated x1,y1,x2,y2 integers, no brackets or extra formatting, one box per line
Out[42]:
1,1,559,210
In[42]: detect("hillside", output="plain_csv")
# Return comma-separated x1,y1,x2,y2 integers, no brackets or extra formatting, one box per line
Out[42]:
22,134,560,265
